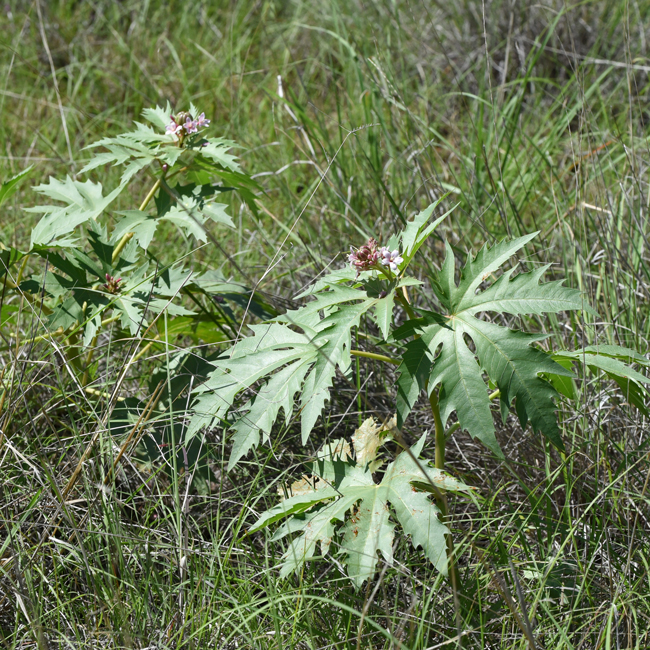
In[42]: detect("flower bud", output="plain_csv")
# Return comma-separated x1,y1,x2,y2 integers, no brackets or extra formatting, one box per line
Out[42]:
174,111,193,125
103,274,123,295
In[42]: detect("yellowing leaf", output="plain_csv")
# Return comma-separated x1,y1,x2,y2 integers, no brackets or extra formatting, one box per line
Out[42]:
318,438,352,462
278,475,329,501
352,417,383,466
251,428,471,587
351,415,399,471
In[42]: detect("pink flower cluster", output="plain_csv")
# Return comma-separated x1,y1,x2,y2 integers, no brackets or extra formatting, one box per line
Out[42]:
348,238,403,275
348,238,380,273
165,111,210,138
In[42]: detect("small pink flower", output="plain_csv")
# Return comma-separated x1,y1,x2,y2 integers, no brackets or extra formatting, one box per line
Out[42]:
165,117,182,135
165,111,211,139
379,247,403,272
184,117,198,134
195,112,210,129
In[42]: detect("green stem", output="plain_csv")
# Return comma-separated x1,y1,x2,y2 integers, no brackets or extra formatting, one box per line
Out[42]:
65,329,84,376
112,175,164,265
0,327,63,352
429,388,464,636
1,279,53,314
100,314,121,327
139,176,164,212
81,334,98,387
432,385,504,641
430,390,446,473
350,349,399,365
111,232,134,264
131,334,161,363
15,255,29,285
395,290,417,321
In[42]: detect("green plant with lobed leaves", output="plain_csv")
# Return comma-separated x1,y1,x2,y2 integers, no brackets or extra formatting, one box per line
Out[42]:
1,105,270,373
4,111,647,590
0,106,275,483
188,198,650,586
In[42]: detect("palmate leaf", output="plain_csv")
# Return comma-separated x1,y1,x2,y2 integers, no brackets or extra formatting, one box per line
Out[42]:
296,297,378,442
27,177,124,248
463,321,568,450
373,291,394,340
162,195,234,239
80,136,160,184
141,103,174,131
294,266,359,298
188,286,381,468
81,105,241,187
188,323,319,468
425,323,501,453
189,162,262,217
398,234,586,454
251,421,471,587
396,337,431,429
199,140,242,173
113,187,234,250
229,358,315,466
192,203,452,469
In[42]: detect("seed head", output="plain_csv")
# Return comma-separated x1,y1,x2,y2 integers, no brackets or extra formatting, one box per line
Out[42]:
348,239,404,276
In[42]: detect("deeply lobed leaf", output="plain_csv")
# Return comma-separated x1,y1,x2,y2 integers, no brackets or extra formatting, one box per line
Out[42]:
27,177,124,248
399,234,586,454
188,287,381,466
251,426,470,587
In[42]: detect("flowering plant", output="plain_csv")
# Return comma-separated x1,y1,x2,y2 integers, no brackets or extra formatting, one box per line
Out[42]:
1,104,267,354
0,105,271,481
165,110,210,140
188,197,650,587
348,238,404,275
4,112,648,592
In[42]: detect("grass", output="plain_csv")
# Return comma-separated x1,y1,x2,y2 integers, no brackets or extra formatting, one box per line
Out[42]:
2,0,650,647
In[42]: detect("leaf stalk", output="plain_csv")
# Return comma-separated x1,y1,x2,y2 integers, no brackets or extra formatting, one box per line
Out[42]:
112,173,165,264
350,349,399,365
